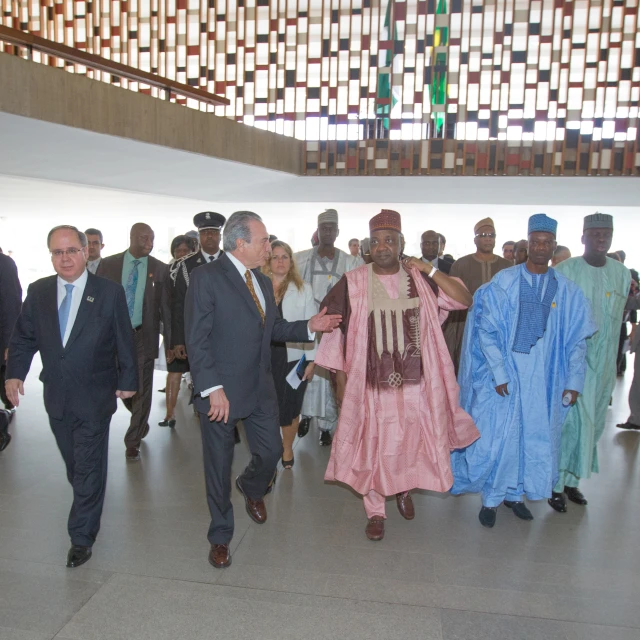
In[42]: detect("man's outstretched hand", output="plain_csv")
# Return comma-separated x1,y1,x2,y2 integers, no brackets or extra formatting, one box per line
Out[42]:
308,307,342,333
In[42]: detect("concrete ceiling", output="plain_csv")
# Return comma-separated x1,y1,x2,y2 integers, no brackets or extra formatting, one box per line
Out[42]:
1,112,639,206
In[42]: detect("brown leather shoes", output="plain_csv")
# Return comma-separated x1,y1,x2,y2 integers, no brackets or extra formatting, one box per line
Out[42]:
208,544,231,569
365,517,385,541
125,447,140,461
396,491,415,520
235,476,267,524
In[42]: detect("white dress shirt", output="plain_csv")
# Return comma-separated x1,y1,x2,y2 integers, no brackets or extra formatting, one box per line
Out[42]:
421,256,439,268
200,252,314,398
201,249,222,263
58,269,89,347
86,258,101,274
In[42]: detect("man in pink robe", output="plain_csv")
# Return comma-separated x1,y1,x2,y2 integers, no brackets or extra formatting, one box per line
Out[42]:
316,210,480,541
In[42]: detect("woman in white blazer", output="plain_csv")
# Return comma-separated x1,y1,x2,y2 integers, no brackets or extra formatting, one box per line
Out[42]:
263,241,318,469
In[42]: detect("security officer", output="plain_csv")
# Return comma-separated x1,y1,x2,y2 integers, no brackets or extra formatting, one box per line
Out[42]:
170,212,240,443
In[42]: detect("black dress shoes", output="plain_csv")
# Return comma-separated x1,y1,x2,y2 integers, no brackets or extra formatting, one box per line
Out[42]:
504,501,534,521
548,491,567,512
564,486,588,505
298,416,311,438
319,430,333,446
616,421,640,430
236,476,267,524
479,506,497,528
208,544,231,569
0,409,11,452
67,545,92,568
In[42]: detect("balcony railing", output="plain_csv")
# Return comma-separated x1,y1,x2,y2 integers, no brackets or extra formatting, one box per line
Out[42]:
0,25,229,109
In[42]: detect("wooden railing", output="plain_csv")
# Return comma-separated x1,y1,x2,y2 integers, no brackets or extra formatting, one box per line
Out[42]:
0,25,229,108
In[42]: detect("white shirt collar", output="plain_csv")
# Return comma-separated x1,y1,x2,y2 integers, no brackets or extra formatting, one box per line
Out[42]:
421,256,439,267
226,251,251,276
201,248,222,263
57,268,89,291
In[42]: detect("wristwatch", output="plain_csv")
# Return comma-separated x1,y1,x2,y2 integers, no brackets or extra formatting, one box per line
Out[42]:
428,265,439,278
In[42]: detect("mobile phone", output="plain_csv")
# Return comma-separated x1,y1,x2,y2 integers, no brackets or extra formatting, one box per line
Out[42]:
295,354,307,380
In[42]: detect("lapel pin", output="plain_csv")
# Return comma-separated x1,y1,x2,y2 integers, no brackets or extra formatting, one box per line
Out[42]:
87,296,95,303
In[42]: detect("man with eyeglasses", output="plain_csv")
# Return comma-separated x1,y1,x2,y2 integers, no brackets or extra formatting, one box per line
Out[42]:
443,218,513,373
84,228,104,274
451,215,596,528
5,225,137,567
97,223,171,461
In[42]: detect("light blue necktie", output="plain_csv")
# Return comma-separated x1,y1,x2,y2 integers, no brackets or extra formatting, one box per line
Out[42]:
58,283,74,343
125,259,141,320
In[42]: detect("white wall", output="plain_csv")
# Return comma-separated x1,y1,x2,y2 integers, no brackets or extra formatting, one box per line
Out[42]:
1,176,639,288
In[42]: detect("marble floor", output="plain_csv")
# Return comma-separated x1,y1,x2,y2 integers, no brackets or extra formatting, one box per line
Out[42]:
1,360,639,640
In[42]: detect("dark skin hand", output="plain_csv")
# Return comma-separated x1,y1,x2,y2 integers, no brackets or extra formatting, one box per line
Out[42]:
495,384,578,405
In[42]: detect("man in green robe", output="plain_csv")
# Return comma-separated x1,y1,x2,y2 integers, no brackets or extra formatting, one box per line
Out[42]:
550,213,630,513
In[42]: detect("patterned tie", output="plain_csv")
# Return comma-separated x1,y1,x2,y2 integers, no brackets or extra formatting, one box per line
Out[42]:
244,270,265,324
58,283,74,343
125,259,141,320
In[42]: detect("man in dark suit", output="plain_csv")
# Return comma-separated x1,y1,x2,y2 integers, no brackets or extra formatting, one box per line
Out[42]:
5,225,137,567
185,211,341,569
421,230,452,274
0,250,22,449
97,223,171,461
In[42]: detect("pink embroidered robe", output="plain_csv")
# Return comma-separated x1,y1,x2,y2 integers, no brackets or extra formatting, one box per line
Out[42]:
316,263,479,496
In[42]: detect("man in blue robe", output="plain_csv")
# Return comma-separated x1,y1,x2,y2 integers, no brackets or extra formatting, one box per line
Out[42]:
451,214,598,528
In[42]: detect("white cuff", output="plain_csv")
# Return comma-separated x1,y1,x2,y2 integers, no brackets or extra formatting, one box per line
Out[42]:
428,265,439,278
307,322,316,340
201,385,223,397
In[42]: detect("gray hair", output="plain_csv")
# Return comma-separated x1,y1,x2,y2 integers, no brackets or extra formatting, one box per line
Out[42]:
223,211,263,253
47,225,87,249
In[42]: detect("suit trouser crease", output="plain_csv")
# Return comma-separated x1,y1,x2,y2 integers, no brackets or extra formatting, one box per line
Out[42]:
49,413,110,547
123,330,154,448
200,403,282,544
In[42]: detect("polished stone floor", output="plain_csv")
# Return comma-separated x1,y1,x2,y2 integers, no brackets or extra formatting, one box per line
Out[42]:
1,359,639,640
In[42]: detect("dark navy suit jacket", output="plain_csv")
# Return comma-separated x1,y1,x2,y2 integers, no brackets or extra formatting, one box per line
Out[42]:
6,272,138,421
185,253,311,419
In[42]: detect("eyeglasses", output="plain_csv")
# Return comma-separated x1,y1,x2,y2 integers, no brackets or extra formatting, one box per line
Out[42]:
475,233,497,239
51,248,83,258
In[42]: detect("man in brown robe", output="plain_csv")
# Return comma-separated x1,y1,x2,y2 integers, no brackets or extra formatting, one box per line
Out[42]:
443,218,513,373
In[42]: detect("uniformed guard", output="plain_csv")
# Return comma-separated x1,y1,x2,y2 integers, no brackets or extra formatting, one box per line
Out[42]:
170,211,226,359
170,211,242,443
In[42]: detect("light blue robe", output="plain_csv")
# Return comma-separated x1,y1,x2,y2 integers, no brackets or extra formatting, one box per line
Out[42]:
451,265,598,507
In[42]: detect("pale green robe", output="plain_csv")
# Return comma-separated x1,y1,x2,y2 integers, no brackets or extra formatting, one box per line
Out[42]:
554,257,630,489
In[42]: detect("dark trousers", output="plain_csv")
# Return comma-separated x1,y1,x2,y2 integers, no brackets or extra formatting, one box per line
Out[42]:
200,403,283,544
49,411,111,547
0,363,13,410
123,330,154,448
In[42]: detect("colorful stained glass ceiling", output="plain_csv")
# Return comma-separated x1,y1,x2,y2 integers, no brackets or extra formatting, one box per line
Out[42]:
1,0,639,144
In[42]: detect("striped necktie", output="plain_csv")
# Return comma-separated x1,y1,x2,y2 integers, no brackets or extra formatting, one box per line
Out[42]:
244,270,265,324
